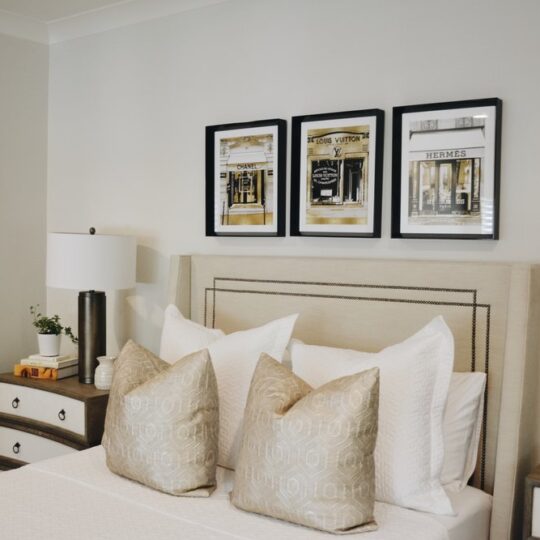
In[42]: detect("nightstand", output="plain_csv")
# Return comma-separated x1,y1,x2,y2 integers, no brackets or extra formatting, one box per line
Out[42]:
0,372,109,470
524,465,540,539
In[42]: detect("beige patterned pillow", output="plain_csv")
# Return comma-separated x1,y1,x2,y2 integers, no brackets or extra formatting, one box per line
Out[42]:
231,354,379,534
103,340,219,496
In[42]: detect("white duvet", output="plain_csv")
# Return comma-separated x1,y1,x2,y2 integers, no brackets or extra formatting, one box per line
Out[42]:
0,447,491,540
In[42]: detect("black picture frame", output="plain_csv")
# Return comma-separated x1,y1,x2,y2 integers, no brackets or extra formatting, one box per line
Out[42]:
391,98,502,240
290,109,384,237
206,119,286,236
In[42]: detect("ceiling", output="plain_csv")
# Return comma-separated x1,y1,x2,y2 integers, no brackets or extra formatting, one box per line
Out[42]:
0,0,130,22
0,0,229,43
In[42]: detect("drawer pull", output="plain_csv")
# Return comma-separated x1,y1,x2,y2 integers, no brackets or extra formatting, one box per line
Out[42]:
12,442,20,454
58,409,66,421
12,397,20,409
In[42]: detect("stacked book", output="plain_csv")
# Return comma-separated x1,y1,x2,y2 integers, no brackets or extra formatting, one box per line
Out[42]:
13,354,78,380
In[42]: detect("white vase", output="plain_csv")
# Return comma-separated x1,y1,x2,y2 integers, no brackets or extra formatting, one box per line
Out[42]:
95,356,116,390
38,334,61,357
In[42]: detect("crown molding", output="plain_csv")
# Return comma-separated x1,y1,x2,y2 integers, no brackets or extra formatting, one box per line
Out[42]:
0,9,48,44
0,0,230,45
48,0,230,44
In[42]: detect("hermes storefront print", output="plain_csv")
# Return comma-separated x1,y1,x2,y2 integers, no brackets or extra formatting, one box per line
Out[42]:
408,118,484,222
392,98,502,239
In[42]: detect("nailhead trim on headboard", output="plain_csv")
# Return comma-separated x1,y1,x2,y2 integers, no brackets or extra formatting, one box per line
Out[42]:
203,277,491,490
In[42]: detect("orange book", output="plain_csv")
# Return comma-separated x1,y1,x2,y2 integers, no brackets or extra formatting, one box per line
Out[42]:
13,364,77,380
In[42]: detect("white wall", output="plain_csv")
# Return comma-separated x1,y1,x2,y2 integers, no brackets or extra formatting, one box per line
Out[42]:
47,0,540,353
0,34,48,371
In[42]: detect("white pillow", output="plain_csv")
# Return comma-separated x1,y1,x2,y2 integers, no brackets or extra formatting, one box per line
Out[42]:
159,305,298,470
281,338,304,370
290,316,455,516
441,372,486,492
160,305,225,362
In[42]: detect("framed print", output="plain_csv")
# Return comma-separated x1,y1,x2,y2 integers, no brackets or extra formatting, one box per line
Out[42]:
392,98,502,239
290,109,384,237
206,119,286,236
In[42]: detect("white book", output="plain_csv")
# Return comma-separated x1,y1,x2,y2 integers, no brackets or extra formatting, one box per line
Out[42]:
21,356,78,368
54,365,79,379
28,353,74,362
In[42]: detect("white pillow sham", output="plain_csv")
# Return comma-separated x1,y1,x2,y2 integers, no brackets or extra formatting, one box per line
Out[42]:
281,338,304,370
441,372,486,492
160,305,224,362
159,305,298,470
287,338,485,494
290,316,455,516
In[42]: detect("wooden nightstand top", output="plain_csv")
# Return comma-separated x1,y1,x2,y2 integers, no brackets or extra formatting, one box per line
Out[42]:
0,372,109,402
528,465,540,485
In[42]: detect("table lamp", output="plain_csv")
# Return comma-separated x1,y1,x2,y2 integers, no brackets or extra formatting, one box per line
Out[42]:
46,229,136,384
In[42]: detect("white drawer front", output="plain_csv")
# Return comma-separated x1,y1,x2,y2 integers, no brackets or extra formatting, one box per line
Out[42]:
0,383,85,436
0,426,77,463
533,487,540,537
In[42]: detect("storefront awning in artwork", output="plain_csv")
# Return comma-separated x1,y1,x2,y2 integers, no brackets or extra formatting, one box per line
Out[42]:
227,151,267,164
409,128,486,152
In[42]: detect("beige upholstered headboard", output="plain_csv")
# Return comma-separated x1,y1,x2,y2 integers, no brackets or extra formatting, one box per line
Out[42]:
168,255,540,540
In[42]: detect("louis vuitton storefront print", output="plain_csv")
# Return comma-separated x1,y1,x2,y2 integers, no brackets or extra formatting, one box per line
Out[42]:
305,126,370,225
292,109,383,237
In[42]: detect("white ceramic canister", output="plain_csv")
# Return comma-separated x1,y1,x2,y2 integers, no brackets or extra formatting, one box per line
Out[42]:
95,355,116,390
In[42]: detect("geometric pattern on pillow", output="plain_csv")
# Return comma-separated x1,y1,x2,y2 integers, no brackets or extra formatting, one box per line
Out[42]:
103,340,219,497
158,305,298,470
231,354,379,534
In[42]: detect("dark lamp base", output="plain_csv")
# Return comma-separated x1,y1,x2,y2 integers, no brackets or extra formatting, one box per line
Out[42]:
78,291,106,384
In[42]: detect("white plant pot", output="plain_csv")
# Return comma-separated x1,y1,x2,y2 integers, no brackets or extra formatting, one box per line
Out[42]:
38,334,61,357
95,356,116,390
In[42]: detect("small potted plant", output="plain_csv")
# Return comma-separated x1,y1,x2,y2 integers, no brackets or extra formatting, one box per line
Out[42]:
30,305,78,357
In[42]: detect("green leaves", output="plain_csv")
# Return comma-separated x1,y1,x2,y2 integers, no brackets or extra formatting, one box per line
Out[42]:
30,305,78,344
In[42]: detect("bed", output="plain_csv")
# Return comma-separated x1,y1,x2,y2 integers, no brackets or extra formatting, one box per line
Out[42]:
2,446,491,540
2,255,539,539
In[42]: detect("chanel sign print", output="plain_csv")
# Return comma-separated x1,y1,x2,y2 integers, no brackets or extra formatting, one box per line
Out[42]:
290,109,384,237
392,98,502,239
206,119,286,236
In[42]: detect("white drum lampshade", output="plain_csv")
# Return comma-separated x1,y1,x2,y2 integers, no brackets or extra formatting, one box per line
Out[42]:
47,232,136,291
46,230,136,384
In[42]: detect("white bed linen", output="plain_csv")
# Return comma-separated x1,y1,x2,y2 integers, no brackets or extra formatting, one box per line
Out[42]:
435,486,492,540
0,447,491,540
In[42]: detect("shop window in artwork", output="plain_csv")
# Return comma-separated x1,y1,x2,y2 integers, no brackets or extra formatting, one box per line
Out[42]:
310,158,364,206
409,158,481,217
228,170,265,206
